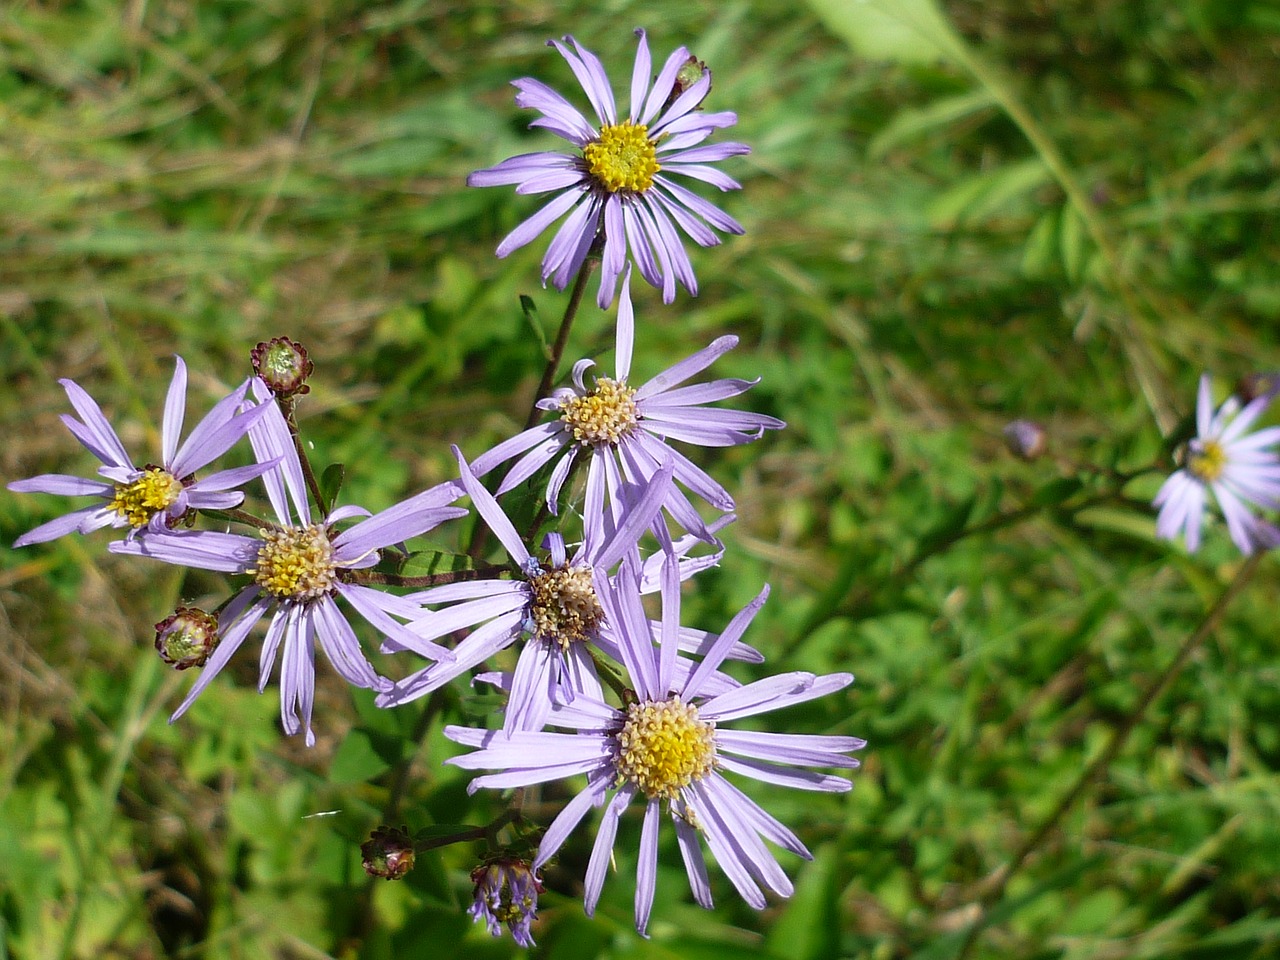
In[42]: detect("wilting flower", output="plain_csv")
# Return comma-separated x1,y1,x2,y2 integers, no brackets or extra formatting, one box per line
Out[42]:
8,357,274,547
112,382,466,745
470,858,542,947
443,558,863,935
471,271,782,540
1154,373,1280,553
468,29,749,308
379,447,754,733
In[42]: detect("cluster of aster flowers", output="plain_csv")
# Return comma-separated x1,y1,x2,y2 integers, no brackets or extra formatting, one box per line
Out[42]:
7,32,867,946
10,25,1276,950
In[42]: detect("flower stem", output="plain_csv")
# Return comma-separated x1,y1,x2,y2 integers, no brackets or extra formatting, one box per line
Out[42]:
279,396,328,514
524,240,601,430
345,563,510,589
199,507,280,532
953,551,1264,960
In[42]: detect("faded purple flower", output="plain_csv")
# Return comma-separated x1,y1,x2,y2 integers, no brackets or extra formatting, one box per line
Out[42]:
443,557,863,935
1154,374,1280,554
112,381,466,745
471,270,782,541
9,357,274,546
470,858,542,947
468,29,749,308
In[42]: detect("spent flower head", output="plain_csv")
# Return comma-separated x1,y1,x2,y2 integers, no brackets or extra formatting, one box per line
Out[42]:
361,826,416,881
251,337,313,399
469,857,542,947
468,29,749,308
1154,373,1280,554
154,606,221,670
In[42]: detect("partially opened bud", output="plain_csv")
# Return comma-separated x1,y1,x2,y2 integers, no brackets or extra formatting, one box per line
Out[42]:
1003,419,1047,462
154,607,220,670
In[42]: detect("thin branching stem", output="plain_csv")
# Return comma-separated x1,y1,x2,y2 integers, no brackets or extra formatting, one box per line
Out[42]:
953,551,1264,960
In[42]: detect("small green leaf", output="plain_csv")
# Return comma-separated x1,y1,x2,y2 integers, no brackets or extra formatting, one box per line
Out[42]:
521,294,552,361
399,548,477,578
319,462,345,512
329,729,392,785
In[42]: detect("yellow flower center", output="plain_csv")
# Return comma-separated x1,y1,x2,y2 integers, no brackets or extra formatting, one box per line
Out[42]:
616,697,717,801
582,122,660,193
1188,439,1227,482
560,377,639,446
527,564,603,649
110,467,183,528
250,524,337,600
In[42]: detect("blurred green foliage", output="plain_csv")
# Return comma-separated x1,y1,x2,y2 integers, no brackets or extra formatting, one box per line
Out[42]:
2,0,1279,958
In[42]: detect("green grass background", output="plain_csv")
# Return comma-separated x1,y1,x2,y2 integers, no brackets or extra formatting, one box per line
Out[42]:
2,0,1279,957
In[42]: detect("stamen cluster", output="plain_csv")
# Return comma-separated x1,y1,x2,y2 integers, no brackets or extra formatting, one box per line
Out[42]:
1187,438,1227,482
583,122,659,193
110,468,183,528
560,377,639,446
527,564,603,649
615,696,717,800
250,524,337,600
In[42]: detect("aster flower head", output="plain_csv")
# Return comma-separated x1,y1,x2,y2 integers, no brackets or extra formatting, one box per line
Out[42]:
468,28,750,308
470,270,783,542
380,446,753,734
112,381,467,745
469,857,543,947
443,557,863,935
1154,373,1280,554
8,357,276,547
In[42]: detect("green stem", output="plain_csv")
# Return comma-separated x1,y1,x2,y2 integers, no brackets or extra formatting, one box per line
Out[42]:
524,241,601,430
953,551,1264,960
344,563,510,589
279,396,328,514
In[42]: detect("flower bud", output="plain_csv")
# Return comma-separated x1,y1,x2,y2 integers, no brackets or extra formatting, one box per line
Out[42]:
361,826,415,880
663,56,709,112
1236,371,1280,405
469,857,542,947
1002,419,1047,462
251,337,313,398
154,607,220,670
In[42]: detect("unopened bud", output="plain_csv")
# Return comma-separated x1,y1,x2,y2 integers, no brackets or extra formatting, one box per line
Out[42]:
1003,419,1047,461
361,826,415,880
663,55,710,112
251,337,313,398
154,607,220,670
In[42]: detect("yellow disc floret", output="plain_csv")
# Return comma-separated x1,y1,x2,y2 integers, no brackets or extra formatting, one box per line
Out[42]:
250,524,337,600
1188,439,1227,483
583,122,660,193
560,377,639,446
110,467,183,528
527,564,603,649
616,696,717,801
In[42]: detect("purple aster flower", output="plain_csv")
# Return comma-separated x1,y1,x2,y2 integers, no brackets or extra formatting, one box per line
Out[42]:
468,29,750,308
469,857,543,947
1154,373,1280,554
443,558,863,935
470,270,783,541
111,381,467,745
379,447,755,734
8,357,276,546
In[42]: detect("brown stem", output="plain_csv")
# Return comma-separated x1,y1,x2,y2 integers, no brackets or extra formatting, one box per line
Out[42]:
953,551,1264,960
199,507,280,532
